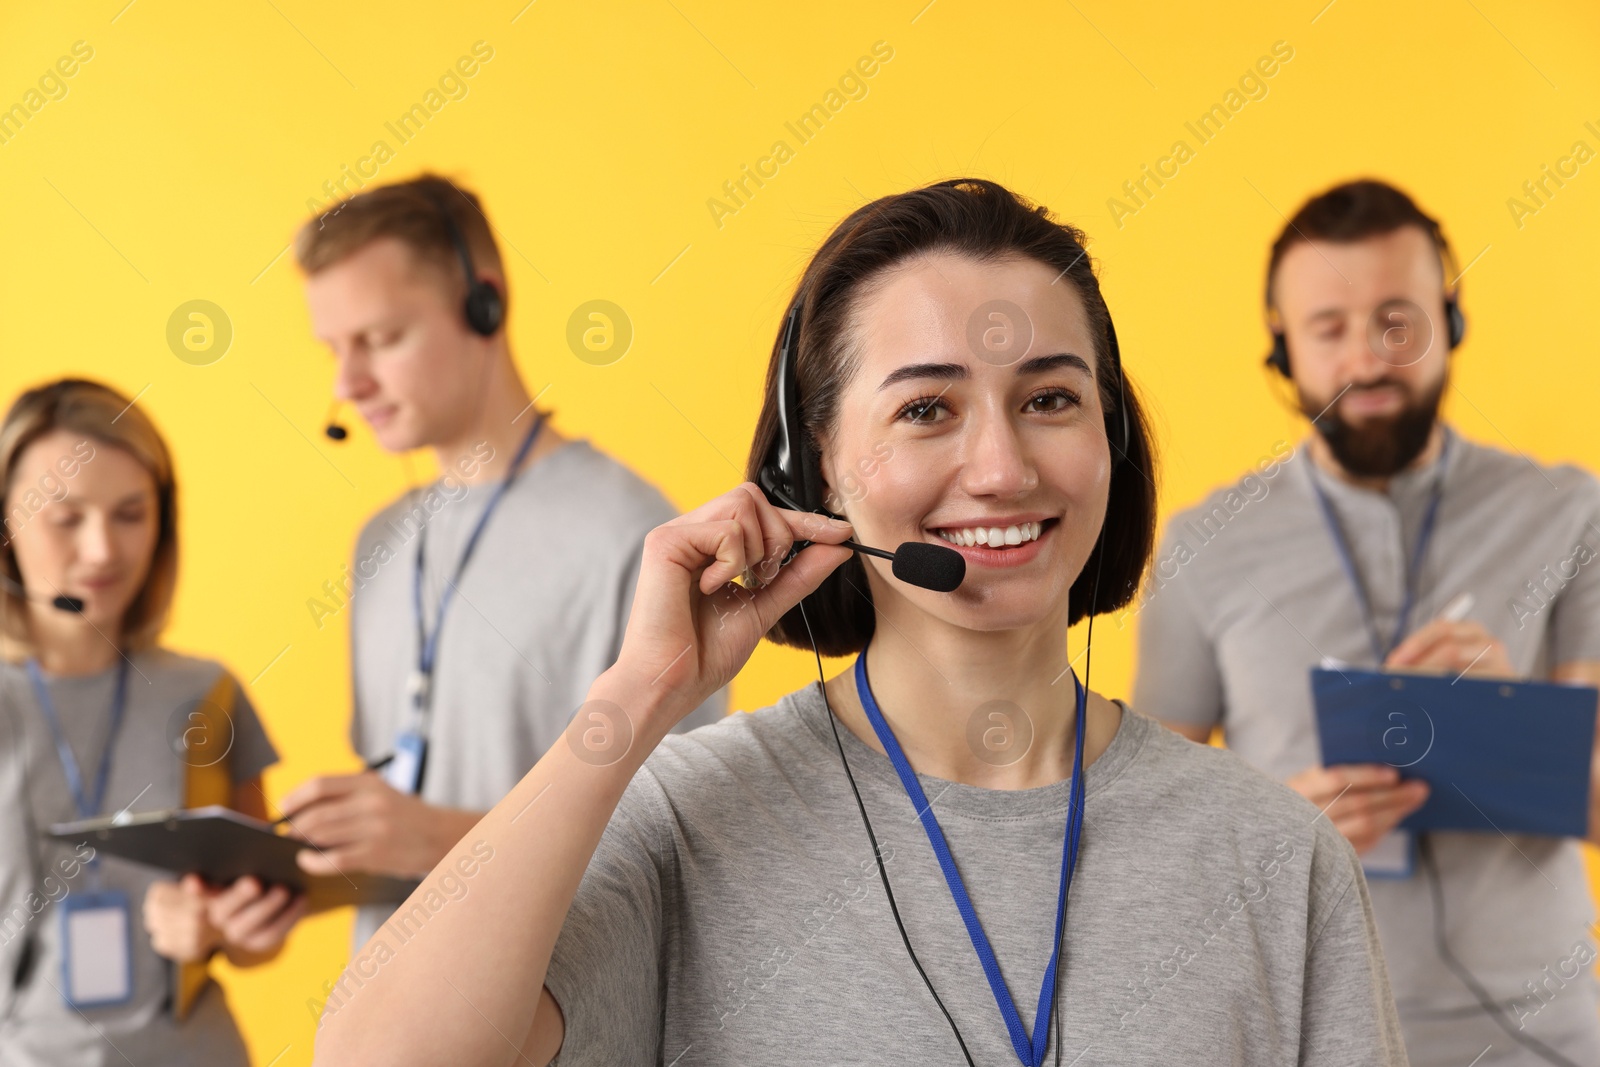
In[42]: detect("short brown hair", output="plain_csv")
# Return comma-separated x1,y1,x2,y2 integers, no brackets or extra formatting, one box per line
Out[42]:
293,173,505,305
746,178,1159,657
0,379,178,661
1265,178,1457,311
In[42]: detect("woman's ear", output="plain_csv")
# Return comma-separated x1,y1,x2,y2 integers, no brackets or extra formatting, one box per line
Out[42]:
815,437,848,518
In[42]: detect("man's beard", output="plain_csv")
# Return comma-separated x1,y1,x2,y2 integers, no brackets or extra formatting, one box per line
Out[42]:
1297,374,1446,478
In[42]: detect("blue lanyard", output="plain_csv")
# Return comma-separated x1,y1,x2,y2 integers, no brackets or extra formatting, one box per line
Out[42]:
1307,428,1452,664
25,657,131,821
854,649,1086,1067
411,416,545,709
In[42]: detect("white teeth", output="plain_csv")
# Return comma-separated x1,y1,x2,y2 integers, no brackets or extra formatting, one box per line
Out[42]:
934,521,1047,548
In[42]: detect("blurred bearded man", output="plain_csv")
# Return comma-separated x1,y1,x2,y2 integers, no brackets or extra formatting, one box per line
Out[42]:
1134,178,1600,1067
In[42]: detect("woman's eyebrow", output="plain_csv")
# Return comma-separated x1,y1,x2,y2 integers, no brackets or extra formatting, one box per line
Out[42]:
1016,352,1093,377
877,361,967,392
876,352,1092,393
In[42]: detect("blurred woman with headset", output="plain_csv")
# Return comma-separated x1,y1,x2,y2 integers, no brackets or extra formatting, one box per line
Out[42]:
311,179,1407,1065
0,379,303,1065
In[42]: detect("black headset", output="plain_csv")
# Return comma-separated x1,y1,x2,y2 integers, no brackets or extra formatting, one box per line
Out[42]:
1264,237,1466,378
424,190,505,339
758,280,1132,518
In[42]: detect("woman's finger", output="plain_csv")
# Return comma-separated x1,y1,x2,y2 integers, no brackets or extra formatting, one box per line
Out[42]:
665,483,851,549
698,502,856,596
223,884,293,940
250,894,309,947
142,880,180,920
725,488,769,588
776,506,854,545
638,509,745,600
731,482,794,587
209,876,264,925
737,540,856,638
695,518,757,595
667,483,769,527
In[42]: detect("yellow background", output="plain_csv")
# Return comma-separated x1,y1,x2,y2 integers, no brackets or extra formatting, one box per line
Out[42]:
3,1,1599,1062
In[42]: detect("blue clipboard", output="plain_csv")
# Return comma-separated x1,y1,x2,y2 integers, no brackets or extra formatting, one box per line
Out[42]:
1311,668,1597,838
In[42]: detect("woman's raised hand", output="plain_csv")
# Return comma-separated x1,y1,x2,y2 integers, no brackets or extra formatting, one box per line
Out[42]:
610,481,854,729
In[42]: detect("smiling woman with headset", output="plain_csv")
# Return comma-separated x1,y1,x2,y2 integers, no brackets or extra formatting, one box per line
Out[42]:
309,179,1407,1066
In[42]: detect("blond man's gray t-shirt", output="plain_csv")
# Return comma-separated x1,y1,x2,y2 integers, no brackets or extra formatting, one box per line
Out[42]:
347,439,725,950
543,685,1406,1065
1133,425,1600,1065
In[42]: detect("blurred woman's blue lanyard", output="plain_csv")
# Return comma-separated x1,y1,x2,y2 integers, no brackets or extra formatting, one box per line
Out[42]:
854,647,1086,1067
25,656,130,887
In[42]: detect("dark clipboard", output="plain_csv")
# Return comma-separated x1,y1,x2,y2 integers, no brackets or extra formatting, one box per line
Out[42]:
1311,667,1598,838
47,805,419,913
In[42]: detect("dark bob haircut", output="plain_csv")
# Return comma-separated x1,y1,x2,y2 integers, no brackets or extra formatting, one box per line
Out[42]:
745,177,1158,657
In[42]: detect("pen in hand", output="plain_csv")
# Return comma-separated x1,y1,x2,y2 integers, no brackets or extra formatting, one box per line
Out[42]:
269,753,394,829
1320,593,1476,672
1437,591,1474,625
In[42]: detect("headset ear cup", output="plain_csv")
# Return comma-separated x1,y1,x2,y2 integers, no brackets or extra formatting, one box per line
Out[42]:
465,282,504,337
1445,298,1465,350
1266,334,1291,377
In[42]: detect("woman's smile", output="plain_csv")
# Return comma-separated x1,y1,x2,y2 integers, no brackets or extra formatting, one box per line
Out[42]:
927,515,1060,568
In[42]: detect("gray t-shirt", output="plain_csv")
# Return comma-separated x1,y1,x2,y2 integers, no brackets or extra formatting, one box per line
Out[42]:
544,683,1406,1065
0,648,277,1067
348,439,725,949
1133,425,1600,1065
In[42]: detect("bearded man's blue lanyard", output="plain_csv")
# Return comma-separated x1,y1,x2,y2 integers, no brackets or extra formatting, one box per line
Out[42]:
25,656,131,890
387,415,544,794
1307,427,1453,664
854,649,1086,1067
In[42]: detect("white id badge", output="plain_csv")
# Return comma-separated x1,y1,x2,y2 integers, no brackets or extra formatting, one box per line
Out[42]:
60,890,134,1008
384,731,428,795
1362,829,1415,879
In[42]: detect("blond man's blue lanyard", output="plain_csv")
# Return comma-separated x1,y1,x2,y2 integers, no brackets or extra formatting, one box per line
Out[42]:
387,415,544,794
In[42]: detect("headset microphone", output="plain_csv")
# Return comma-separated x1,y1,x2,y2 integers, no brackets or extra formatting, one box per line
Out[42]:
323,400,349,441
0,574,85,613
856,539,965,593
761,478,966,593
